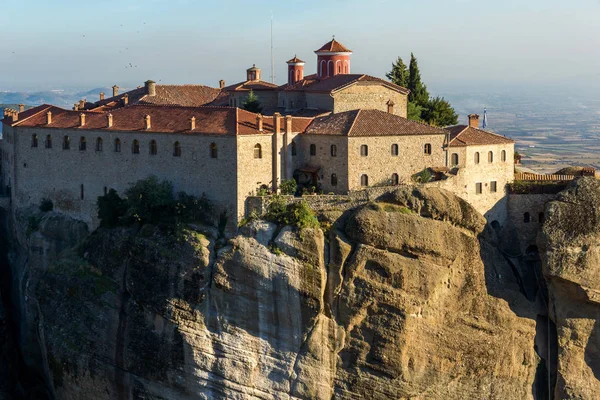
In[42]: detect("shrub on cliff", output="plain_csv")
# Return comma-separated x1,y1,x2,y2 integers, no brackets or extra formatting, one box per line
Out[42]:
280,179,297,195
265,195,319,229
97,176,215,228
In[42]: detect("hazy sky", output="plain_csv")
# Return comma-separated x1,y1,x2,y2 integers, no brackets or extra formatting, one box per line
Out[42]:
1,0,599,92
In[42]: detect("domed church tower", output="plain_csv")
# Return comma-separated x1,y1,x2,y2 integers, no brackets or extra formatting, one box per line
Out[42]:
287,55,305,86
315,38,352,79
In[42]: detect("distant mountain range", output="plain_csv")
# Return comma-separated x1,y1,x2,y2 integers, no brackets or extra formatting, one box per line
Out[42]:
0,87,120,108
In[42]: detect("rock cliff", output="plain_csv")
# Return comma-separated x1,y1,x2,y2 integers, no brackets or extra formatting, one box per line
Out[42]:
539,177,600,399
1,185,597,399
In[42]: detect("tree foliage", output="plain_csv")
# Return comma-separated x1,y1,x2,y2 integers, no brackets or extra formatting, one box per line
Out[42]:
421,96,458,127
386,57,409,88
96,176,215,228
388,53,459,127
280,179,297,195
265,195,319,230
242,90,263,113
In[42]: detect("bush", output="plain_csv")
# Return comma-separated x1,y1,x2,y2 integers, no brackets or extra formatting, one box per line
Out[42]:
97,189,127,227
96,177,215,228
39,198,54,212
265,196,319,229
256,184,271,196
280,179,297,195
124,176,175,224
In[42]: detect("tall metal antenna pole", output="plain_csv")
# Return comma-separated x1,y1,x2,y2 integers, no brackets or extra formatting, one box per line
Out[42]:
270,12,275,84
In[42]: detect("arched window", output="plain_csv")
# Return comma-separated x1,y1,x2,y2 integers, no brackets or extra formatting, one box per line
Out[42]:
114,138,121,152
291,141,297,156
488,151,494,163
391,144,399,156
331,173,338,186
132,139,140,154
338,64,341,73
79,137,86,151
451,153,459,165
310,144,316,156
45,135,52,149
253,143,262,159
210,143,218,158
31,134,38,148
524,212,530,223
391,173,399,185
360,144,368,157
96,137,103,152
361,174,369,187
539,212,545,224
331,144,337,157
173,141,181,157
474,152,480,164
501,150,506,162
424,143,432,155
62,135,70,150
149,140,157,155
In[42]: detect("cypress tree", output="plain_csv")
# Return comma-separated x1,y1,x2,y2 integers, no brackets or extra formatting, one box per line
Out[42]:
242,90,263,113
386,57,409,88
421,96,459,127
408,53,430,106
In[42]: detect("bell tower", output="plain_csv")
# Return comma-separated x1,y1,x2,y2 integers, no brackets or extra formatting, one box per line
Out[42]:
246,64,261,81
286,56,305,86
315,37,352,79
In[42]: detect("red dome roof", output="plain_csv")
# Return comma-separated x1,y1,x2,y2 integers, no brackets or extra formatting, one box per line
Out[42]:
315,38,352,53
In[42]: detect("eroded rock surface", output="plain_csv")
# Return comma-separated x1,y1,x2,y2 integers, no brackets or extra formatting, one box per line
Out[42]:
4,187,563,399
539,177,600,399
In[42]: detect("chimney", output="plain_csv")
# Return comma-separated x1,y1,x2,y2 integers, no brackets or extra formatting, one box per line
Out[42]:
18,104,25,113
107,113,113,128
190,116,196,130
79,99,85,109
144,114,151,130
112,85,119,97
46,111,52,125
273,112,281,134
123,94,129,106
285,115,293,134
145,80,156,96
219,80,225,89
256,114,263,132
79,113,86,127
468,114,479,128
73,103,79,111
11,109,18,122
100,92,105,101
387,100,395,114
2,109,8,118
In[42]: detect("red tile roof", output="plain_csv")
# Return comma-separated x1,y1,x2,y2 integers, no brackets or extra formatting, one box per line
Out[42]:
280,74,409,95
87,84,222,111
222,80,279,92
315,39,352,53
2,104,312,135
447,125,514,147
305,109,448,137
287,56,305,64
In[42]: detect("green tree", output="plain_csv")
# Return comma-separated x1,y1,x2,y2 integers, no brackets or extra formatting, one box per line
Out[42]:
408,53,430,106
97,189,128,227
242,90,263,113
386,57,409,88
421,96,459,127
124,176,175,224
407,102,424,121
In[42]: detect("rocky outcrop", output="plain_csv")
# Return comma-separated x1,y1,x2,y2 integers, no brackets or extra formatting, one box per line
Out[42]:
2,186,570,398
539,177,600,399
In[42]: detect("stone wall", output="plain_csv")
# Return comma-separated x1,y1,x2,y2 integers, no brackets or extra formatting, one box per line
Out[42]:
237,134,275,219
437,143,514,224
295,135,349,193
332,83,408,118
347,134,446,190
7,125,240,227
507,193,557,253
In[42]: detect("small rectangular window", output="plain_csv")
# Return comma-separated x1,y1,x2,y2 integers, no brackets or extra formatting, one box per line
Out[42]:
490,181,497,193
475,182,482,194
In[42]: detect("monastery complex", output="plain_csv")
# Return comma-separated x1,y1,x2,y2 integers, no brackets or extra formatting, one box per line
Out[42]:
0,38,516,229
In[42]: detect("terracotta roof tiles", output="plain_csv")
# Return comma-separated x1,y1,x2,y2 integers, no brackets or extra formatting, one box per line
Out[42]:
280,74,409,95
315,39,352,53
305,109,447,137
447,125,514,147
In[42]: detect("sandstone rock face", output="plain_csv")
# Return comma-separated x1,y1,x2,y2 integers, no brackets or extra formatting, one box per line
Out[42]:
7,187,554,399
539,177,600,399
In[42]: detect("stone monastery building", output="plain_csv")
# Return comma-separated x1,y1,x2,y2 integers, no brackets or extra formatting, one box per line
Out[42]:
0,38,514,227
